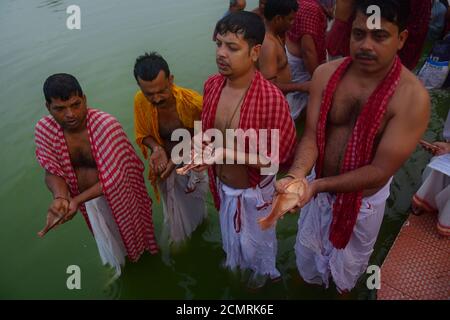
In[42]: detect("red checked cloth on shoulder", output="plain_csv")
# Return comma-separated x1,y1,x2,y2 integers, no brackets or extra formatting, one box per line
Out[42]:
35,108,158,261
315,56,402,249
202,71,297,209
287,0,328,64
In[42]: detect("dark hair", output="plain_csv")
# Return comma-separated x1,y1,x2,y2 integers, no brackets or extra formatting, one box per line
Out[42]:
214,11,265,48
43,73,83,103
264,0,298,21
134,52,170,82
356,0,410,32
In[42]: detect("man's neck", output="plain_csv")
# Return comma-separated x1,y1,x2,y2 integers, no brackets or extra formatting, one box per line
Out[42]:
226,68,256,90
265,22,280,38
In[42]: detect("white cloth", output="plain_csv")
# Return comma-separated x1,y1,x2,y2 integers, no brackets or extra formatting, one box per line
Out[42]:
159,169,208,245
84,196,127,279
217,176,280,287
295,178,392,292
286,48,310,120
443,110,450,141
415,168,450,235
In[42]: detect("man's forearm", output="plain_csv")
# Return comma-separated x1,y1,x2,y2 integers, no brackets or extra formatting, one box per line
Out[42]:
304,50,319,76
74,182,103,204
288,136,318,178
45,171,70,199
314,164,389,194
142,135,161,151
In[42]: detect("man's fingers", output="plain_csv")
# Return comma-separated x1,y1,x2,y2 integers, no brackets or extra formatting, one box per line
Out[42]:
37,225,50,238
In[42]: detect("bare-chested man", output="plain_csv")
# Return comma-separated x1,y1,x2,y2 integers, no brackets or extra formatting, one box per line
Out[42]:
285,0,328,121
133,52,208,247
35,74,157,277
276,0,430,292
259,0,310,120
200,11,296,288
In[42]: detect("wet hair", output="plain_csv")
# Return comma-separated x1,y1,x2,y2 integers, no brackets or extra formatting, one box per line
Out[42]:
43,73,83,103
134,52,170,82
264,0,298,21
355,0,410,32
214,11,266,48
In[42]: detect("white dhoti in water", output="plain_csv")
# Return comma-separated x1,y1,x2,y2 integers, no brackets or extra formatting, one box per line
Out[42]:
159,170,208,244
217,176,280,287
295,178,392,292
286,48,311,120
84,195,127,279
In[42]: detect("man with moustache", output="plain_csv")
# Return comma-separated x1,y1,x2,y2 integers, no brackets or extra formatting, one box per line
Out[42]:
276,0,430,292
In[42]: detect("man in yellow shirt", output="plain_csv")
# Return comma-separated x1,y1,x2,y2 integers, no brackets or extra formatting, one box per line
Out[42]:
133,52,208,248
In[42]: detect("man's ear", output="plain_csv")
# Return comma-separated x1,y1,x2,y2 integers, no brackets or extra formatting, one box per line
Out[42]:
169,74,174,86
398,29,409,51
45,101,50,111
251,44,262,63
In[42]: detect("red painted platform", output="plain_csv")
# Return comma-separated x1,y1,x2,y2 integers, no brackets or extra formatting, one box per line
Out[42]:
377,213,450,300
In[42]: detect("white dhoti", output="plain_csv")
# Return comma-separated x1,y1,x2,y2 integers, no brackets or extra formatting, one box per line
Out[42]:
286,48,311,120
295,178,392,292
217,176,280,287
84,195,127,279
413,168,450,236
159,169,208,244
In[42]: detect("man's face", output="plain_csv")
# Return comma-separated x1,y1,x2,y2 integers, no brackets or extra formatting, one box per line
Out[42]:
137,70,174,108
46,94,88,131
215,32,261,78
350,11,408,73
275,11,296,34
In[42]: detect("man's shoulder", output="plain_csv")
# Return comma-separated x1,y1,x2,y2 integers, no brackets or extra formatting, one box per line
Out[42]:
257,71,286,101
173,84,202,99
35,114,58,134
312,58,345,86
394,67,430,109
88,108,121,128
300,0,325,18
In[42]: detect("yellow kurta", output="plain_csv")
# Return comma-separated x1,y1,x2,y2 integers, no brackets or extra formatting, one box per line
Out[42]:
134,84,203,201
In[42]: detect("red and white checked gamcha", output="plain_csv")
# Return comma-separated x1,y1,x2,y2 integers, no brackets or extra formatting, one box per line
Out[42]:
202,71,297,209
35,108,158,261
315,56,402,249
287,0,327,64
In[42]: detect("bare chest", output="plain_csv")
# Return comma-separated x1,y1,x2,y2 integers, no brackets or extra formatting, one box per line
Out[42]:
157,106,183,140
64,130,96,169
214,88,247,133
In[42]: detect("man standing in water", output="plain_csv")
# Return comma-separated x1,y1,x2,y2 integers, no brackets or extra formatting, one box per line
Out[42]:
259,0,310,120
201,12,297,288
133,52,208,246
276,0,430,292
285,0,328,120
35,74,158,277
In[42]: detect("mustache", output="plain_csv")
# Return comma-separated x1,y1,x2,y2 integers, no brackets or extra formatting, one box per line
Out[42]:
356,52,377,60
216,58,229,66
